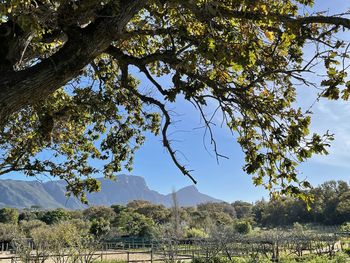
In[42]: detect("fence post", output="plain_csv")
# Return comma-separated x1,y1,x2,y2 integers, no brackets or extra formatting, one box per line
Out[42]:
127,251,130,263
151,248,153,263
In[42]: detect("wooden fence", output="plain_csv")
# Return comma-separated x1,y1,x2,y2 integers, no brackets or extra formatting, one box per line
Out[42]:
0,249,197,263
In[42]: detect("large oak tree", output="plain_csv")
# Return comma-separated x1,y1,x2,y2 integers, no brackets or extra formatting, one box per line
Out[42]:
0,0,349,201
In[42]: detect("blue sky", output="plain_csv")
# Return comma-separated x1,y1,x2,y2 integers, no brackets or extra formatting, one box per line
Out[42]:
126,0,350,202
3,1,350,203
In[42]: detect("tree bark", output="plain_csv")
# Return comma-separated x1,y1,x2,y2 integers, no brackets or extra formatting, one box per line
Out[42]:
0,0,147,127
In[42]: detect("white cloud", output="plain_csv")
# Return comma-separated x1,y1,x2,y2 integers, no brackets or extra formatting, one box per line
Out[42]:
306,97,350,168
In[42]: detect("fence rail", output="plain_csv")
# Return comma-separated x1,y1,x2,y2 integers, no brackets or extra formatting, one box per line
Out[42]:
0,249,197,263
1,232,350,263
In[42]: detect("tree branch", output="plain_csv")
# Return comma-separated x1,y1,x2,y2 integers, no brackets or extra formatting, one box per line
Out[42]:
181,2,350,29
0,0,147,127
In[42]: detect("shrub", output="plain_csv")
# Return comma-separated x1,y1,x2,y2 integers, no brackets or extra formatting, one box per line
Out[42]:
184,227,208,239
340,222,350,232
235,220,252,234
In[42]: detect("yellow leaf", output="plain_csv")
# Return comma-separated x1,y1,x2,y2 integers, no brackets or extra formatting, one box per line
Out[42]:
264,31,274,42
262,89,269,97
260,4,268,14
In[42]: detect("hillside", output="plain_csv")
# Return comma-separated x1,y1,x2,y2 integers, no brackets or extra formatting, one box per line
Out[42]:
0,175,222,209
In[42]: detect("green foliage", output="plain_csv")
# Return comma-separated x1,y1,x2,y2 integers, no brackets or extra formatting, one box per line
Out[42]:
14,221,100,263
251,180,350,227
197,202,236,226
90,218,111,238
1,0,348,201
83,206,116,222
111,204,127,215
342,248,350,256
127,200,171,224
293,253,348,263
184,227,208,239
192,256,231,263
340,222,350,232
0,207,19,224
2,180,350,239
40,208,71,225
0,223,18,241
114,210,156,238
232,201,252,220
234,220,252,235
19,219,46,236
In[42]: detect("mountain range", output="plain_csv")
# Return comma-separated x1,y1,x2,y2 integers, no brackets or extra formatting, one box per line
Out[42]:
0,175,222,209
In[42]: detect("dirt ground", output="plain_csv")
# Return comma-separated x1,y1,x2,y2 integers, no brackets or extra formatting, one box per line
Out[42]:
0,250,192,262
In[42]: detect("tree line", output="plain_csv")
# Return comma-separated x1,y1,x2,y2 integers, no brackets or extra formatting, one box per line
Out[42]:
1,180,350,242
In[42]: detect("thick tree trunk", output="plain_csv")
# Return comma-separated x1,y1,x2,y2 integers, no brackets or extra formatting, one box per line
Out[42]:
0,0,146,127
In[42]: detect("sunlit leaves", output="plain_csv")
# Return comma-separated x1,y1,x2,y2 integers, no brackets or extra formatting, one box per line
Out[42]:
0,0,347,201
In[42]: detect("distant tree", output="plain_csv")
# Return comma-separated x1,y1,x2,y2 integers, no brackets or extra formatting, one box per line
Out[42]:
67,210,84,220
308,180,350,225
211,212,234,227
127,201,171,224
40,208,71,225
184,227,209,239
111,204,127,215
19,219,46,236
90,218,111,238
340,222,350,232
115,210,155,238
336,191,350,223
0,223,18,242
29,225,54,263
83,206,116,222
18,210,37,222
171,190,181,238
285,198,311,224
188,210,212,232
235,220,252,235
258,198,289,226
198,202,236,219
0,208,19,225
232,201,253,220
252,199,268,225
127,200,153,209
70,218,92,234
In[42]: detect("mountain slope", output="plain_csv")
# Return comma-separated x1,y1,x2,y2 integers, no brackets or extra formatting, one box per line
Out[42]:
164,185,221,207
0,175,222,209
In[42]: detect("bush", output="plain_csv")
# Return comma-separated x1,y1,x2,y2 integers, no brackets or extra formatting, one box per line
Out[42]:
340,222,350,232
342,247,350,256
234,220,252,234
333,252,348,263
0,208,19,224
184,227,208,239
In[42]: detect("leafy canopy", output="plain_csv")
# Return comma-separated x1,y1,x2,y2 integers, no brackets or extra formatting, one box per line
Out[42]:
0,0,349,202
